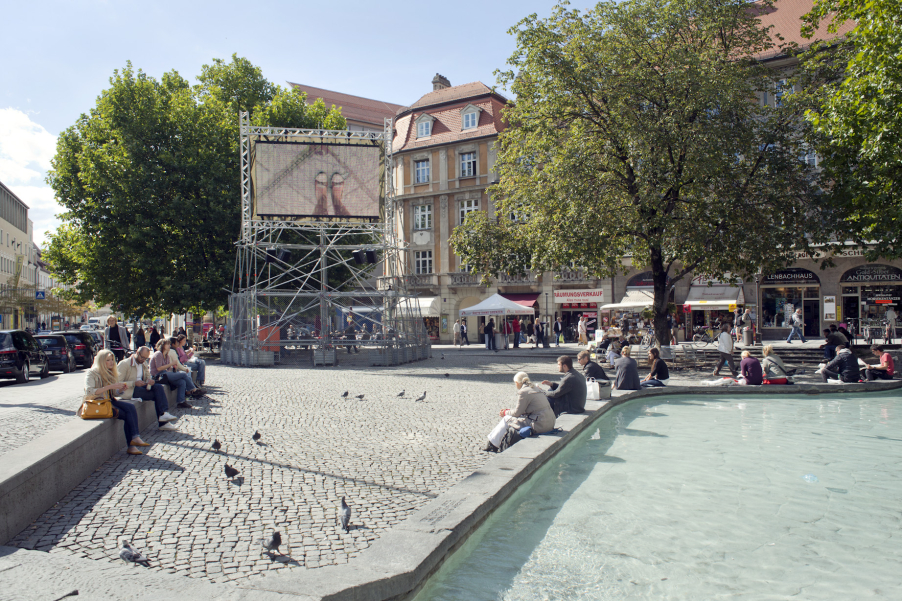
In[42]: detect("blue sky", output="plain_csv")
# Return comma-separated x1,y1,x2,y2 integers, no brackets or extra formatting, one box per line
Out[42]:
1,0,595,246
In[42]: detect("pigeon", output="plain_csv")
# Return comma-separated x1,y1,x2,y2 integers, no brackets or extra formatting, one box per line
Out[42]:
340,497,351,533
441,353,445,360
252,431,261,442
51,591,79,601
262,530,282,555
355,394,365,400
224,464,240,480
119,538,150,566
341,391,349,398
414,391,427,402
397,390,405,397
444,373,450,378
212,439,221,452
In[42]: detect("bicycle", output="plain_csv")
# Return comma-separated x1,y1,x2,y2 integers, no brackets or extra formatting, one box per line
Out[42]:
691,326,716,345
641,327,656,349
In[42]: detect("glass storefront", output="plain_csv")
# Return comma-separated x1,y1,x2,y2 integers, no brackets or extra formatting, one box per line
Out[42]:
761,286,820,336
839,265,902,325
423,316,440,340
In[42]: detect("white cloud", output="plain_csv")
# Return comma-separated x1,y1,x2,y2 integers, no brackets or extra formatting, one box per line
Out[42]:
0,108,62,247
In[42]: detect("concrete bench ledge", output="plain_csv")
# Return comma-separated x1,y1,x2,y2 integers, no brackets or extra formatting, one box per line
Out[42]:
0,398,162,545
1,380,899,600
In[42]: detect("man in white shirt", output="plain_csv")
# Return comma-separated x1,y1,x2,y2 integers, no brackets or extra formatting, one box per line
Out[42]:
713,325,738,377
118,346,178,431
452,319,462,348
578,315,588,346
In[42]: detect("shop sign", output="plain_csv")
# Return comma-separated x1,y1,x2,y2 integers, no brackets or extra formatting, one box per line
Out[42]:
762,268,821,285
553,289,604,304
861,287,901,304
840,264,902,283
626,271,670,288
683,304,691,312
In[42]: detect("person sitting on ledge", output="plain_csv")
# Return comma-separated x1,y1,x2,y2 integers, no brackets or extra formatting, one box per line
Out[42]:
484,371,556,453
640,347,669,388
175,334,206,388
541,356,587,416
577,350,608,381
739,350,763,385
150,338,201,409
761,345,791,384
820,344,861,383
84,349,148,456
612,346,641,391
118,346,178,432
864,344,894,381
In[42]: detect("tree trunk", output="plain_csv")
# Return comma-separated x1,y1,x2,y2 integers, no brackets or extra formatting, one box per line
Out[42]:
651,253,671,348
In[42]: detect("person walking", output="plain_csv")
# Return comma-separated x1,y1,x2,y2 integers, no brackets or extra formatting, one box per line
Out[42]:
460,320,469,346
713,324,738,377
553,317,563,347
452,319,462,348
534,320,543,349
512,318,521,349
786,308,807,343
485,319,496,351
577,315,588,346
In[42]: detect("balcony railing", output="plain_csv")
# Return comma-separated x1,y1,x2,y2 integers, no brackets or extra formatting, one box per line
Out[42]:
556,269,594,282
449,272,480,286
404,274,439,288
498,271,537,285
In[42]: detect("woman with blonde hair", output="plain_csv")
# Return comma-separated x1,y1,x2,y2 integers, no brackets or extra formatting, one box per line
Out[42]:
483,371,555,453
761,344,791,384
84,349,148,455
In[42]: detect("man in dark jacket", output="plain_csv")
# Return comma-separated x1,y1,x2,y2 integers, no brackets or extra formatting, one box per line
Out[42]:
820,345,861,383
541,356,587,416
577,350,609,381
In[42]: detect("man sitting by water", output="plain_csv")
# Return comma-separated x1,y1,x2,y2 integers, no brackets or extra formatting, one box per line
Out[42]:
541,356,587,416
820,344,861,383
577,350,609,381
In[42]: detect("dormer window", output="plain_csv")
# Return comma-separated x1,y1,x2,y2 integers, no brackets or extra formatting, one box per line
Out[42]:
415,113,435,138
460,104,482,131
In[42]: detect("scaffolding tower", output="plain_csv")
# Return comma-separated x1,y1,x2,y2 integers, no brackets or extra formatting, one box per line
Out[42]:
221,113,429,367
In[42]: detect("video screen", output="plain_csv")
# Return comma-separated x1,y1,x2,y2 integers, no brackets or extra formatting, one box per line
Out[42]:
253,141,381,218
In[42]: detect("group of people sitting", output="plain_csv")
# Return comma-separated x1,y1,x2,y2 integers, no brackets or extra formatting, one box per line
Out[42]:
83,336,209,456
819,344,895,383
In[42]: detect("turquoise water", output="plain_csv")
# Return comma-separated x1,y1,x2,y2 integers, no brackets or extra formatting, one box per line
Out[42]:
414,392,902,600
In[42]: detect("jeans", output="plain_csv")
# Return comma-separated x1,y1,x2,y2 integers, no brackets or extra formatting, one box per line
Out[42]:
162,371,193,403
513,332,520,348
640,379,667,388
554,330,561,346
461,332,469,345
132,383,169,425
486,333,496,350
786,325,806,343
865,368,892,381
823,345,836,360
187,358,206,384
111,400,140,443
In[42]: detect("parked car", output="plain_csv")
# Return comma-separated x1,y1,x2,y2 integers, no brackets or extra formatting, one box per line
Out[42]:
35,334,77,373
0,330,50,383
86,331,104,349
60,331,98,368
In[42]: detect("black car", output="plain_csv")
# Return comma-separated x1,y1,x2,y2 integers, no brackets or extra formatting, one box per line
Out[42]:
0,330,50,383
86,331,104,351
35,335,77,373
60,331,98,368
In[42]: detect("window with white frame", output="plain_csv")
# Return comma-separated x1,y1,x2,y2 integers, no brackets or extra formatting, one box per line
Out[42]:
413,204,432,229
462,111,478,130
458,257,472,273
460,152,476,178
415,160,430,183
459,198,479,224
802,147,818,168
414,250,433,274
417,120,431,138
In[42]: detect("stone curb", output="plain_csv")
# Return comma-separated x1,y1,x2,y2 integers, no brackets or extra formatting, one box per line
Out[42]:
1,380,899,599
0,398,162,545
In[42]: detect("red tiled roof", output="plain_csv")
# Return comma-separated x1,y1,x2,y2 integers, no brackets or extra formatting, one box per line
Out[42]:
392,96,507,153
753,0,856,60
397,82,505,115
288,83,404,127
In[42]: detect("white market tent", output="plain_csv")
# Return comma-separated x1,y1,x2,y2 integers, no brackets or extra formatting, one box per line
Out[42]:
458,293,536,317
600,288,655,311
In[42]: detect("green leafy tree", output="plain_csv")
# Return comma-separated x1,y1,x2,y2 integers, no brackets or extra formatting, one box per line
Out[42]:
800,1,902,258
45,56,346,318
451,0,833,345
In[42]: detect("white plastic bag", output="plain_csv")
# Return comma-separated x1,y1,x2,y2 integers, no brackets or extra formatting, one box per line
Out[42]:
586,377,610,401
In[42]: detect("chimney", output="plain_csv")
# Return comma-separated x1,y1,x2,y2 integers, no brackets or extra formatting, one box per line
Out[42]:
432,73,451,91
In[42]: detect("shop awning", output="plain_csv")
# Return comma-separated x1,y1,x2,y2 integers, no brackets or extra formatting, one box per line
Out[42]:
500,293,540,308
684,285,745,310
459,293,537,317
600,289,655,311
413,297,440,317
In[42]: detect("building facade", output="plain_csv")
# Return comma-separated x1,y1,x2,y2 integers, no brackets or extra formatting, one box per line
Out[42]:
288,83,404,133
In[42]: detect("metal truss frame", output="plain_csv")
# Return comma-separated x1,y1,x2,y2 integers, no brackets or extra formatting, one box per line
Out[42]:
225,113,427,363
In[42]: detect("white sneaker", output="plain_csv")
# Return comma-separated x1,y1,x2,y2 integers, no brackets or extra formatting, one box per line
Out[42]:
159,412,177,422
159,422,178,431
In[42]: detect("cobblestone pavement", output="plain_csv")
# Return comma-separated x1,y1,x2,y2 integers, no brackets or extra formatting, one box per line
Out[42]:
9,352,560,583
0,371,87,457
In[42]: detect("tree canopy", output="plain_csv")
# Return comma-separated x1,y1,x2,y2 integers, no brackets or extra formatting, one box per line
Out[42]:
451,0,834,344
800,0,902,259
45,54,347,317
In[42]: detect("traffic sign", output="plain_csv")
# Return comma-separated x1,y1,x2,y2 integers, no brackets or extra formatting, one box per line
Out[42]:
35,290,46,300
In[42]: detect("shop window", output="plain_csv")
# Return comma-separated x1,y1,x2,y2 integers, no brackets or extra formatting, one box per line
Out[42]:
761,287,803,328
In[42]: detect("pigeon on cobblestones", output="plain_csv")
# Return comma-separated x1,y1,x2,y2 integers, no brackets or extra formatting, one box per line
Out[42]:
212,440,221,452
444,373,450,378
355,394,365,400
262,530,282,556
119,538,150,566
340,497,351,533
415,391,427,402
397,390,405,397
224,464,240,480
441,353,445,359
253,431,262,442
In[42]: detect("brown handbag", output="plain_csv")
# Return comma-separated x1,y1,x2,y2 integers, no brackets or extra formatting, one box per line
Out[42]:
79,391,118,419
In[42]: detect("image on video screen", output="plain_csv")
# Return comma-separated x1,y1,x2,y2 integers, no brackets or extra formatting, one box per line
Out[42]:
253,141,381,218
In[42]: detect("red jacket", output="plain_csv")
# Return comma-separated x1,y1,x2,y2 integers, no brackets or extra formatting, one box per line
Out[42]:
513,319,521,333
